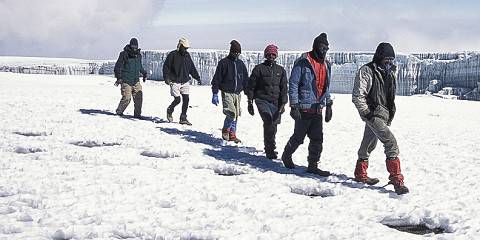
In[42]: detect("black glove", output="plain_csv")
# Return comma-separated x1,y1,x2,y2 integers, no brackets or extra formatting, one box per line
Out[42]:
114,79,122,86
165,79,171,85
143,76,147,82
325,103,332,123
247,100,255,116
290,107,301,120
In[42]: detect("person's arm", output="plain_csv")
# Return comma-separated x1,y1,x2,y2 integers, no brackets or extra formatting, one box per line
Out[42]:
279,67,288,105
352,65,373,119
288,62,302,107
246,66,259,100
162,52,173,82
114,51,126,80
189,54,201,82
139,53,147,80
211,60,223,94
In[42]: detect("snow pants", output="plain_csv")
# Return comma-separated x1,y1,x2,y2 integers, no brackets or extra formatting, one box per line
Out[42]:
116,82,142,116
283,112,323,163
357,117,399,160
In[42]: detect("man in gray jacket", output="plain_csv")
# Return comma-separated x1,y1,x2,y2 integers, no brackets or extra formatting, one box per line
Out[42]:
352,42,409,195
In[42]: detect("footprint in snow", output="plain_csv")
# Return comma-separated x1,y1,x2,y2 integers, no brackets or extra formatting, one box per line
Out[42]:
140,150,179,158
290,184,338,198
14,147,45,154
71,140,120,148
13,131,48,137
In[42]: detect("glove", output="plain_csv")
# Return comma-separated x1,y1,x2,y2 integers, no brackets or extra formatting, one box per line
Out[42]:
196,79,202,85
114,79,122,86
290,107,301,120
143,76,147,82
247,100,255,116
212,93,219,106
387,119,392,126
165,79,171,85
325,102,332,123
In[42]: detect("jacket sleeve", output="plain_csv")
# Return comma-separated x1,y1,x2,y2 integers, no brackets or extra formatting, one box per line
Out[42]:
246,66,258,100
352,65,373,117
139,53,147,78
325,62,332,106
280,68,288,105
162,52,173,81
211,60,222,94
189,55,201,80
242,63,249,94
114,52,126,80
288,62,302,107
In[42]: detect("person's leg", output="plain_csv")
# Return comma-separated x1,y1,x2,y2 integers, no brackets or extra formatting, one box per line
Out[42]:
281,113,311,168
116,83,132,115
132,82,143,117
179,84,191,123
354,122,380,184
305,114,330,176
167,83,181,122
228,93,242,142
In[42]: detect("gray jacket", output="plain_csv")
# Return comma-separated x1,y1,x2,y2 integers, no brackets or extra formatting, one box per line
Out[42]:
352,62,397,122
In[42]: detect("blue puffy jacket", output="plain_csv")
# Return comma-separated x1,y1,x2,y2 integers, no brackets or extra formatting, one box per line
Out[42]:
289,53,332,110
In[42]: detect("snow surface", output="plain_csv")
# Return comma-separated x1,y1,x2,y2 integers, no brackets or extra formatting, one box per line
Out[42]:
0,72,479,239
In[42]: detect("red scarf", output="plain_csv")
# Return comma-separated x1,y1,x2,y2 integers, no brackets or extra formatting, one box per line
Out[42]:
307,52,327,99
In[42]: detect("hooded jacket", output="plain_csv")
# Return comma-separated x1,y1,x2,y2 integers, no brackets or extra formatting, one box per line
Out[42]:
114,45,147,85
288,53,332,110
163,49,200,84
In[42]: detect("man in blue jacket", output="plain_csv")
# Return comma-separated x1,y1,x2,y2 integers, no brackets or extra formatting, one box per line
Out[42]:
281,33,333,176
211,40,249,143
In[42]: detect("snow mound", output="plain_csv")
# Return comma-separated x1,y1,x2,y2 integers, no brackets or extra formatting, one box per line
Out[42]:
140,150,179,158
13,131,48,137
381,209,456,234
0,206,16,215
71,140,120,148
192,163,247,176
0,224,22,234
290,183,339,197
14,146,45,154
52,228,74,240
16,212,33,222
0,187,17,197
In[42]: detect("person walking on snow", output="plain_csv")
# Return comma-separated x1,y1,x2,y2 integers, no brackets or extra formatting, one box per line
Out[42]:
114,38,147,118
352,42,409,195
246,44,288,159
281,33,333,177
163,37,201,125
211,40,249,143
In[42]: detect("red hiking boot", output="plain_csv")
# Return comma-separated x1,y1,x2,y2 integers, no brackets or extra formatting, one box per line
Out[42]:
221,128,230,141
386,157,409,195
229,131,242,144
354,160,380,185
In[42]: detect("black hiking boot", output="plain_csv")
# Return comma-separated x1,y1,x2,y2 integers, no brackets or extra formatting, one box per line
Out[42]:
265,151,278,159
281,152,295,169
179,118,192,126
306,162,331,177
166,108,173,122
389,181,410,195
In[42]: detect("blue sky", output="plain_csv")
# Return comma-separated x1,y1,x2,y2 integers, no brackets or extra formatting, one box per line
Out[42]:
1,0,479,59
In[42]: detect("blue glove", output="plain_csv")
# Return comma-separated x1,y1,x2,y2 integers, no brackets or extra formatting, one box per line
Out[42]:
212,93,219,106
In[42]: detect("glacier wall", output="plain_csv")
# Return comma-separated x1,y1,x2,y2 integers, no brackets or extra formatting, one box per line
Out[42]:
2,51,480,98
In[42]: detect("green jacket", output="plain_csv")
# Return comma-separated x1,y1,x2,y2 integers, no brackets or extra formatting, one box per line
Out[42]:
114,45,147,85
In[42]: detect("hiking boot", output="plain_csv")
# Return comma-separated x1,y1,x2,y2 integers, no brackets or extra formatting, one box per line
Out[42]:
354,159,379,185
166,108,173,122
386,157,409,195
306,161,331,177
179,118,192,126
281,152,295,169
229,131,241,143
221,128,230,141
265,151,278,159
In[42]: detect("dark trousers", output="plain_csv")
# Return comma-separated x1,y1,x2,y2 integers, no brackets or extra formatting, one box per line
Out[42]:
256,99,281,153
283,112,323,163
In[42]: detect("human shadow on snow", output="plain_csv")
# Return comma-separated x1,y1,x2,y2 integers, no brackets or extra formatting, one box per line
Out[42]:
78,109,169,124
158,127,393,194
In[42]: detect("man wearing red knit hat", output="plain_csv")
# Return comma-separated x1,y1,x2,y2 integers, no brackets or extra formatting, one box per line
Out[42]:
246,44,288,159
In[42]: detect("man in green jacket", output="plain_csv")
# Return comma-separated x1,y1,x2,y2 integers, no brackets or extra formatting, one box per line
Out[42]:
114,38,147,118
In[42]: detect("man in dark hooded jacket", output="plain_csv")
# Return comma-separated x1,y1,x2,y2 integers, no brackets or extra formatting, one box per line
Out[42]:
211,40,249,143
246,44,288,159
352,42,409,195
281,33,333,176
163,37,201,125
114,38,147,117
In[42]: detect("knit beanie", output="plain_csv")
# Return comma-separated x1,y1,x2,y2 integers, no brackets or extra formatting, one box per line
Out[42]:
230,40,241,54
313,33,329,49
264,44,279,57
